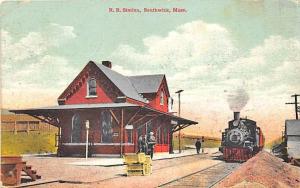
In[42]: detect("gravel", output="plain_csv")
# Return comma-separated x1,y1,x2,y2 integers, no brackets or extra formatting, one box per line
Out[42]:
216,151,300,188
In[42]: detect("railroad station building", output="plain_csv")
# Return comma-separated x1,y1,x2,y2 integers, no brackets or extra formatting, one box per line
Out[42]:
11,61,197,157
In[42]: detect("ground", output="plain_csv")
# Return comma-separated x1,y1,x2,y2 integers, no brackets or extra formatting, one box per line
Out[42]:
18,151,219,187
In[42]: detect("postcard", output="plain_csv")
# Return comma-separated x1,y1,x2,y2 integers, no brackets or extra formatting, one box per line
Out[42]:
1,0,300,187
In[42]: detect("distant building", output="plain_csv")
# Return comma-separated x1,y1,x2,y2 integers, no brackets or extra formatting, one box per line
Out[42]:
11,61,197,157
1,109,57,133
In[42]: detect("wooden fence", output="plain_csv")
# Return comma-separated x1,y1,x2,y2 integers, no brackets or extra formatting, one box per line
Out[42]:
1,114,57,134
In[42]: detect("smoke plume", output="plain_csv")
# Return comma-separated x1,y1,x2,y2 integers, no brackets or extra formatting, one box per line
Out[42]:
227,88,249,111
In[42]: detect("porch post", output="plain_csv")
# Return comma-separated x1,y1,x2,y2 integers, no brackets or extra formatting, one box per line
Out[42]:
169,129,174,154
120,109,124,157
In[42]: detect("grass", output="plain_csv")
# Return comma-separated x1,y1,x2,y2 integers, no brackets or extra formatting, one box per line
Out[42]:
1,131,57,156
172,136,221,150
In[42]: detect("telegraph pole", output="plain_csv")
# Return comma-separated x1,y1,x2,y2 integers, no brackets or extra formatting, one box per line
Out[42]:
175,89,184,153
286,94,300,120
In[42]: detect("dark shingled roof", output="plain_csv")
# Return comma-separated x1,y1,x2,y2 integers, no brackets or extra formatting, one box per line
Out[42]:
95,63,148,103
128,74,164,94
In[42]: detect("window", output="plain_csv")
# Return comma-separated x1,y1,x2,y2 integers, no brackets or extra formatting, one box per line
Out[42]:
163,127,168,144
101,111,113,143
87,78,97,96
146,120,153,135
126,129,133,143
160,91,164,105
157,127,161,144
71,114,81,143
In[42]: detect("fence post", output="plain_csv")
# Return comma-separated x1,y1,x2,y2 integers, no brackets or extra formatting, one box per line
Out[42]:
27,122,29,134
14,121,17,135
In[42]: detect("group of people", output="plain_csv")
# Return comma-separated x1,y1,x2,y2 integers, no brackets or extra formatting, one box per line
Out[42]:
138,133,202,157
138,131,156,159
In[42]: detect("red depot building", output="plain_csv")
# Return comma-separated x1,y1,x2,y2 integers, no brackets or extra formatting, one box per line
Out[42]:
11,61,197,157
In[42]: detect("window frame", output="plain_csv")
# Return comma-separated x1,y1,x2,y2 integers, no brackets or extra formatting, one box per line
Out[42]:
71,114,81,143
160,90,164,105
126,129,133,143
86,77,97,97
100,111,113,143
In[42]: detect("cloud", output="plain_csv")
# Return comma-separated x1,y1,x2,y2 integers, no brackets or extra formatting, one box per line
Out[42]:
1,23,76,65
111,20,237,90
222,36,300,94
110,20,300,123
1,23,78,108
289,0,300,4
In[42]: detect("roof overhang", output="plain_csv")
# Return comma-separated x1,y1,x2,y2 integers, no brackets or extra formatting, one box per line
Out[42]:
10,103,198,132
10,103,139,113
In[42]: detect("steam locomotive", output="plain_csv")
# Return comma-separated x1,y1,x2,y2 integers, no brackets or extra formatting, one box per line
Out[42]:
219,112,264,162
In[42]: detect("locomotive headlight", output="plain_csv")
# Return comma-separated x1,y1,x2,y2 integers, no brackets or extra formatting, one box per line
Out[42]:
227,129,245,145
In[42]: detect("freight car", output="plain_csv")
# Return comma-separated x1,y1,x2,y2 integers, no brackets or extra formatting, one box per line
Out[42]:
272,120,300,166
219,112,264,162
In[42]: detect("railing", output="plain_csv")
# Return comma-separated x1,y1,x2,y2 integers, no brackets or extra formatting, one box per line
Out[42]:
1,121,57,133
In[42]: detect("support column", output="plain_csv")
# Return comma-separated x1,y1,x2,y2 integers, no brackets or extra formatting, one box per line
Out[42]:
169,126,174,154
120,109,124,157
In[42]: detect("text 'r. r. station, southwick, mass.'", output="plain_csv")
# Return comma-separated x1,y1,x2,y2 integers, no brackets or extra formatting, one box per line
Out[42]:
108,7,187,13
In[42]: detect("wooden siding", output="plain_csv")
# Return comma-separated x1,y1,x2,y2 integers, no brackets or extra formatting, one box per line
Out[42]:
1,114,57,133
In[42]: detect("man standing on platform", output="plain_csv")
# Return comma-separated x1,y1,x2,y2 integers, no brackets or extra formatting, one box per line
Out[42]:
147,132,156,159
195,138,201,154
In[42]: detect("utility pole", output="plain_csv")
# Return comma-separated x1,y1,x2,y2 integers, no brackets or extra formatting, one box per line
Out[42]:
175,89,184,153
286,94,300,120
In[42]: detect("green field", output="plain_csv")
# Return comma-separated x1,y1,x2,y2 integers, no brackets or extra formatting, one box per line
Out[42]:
172,136,221,150
1,131,57,155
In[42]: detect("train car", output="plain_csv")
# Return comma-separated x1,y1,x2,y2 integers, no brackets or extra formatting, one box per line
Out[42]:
219,112,264,162
272,120,300,166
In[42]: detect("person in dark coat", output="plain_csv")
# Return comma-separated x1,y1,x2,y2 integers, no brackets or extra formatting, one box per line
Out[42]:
138,135,147,153
195,138,201,154
138,135,143,153
147,132,156,159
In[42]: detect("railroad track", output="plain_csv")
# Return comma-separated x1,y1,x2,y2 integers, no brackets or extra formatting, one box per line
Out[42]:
158,162,240,188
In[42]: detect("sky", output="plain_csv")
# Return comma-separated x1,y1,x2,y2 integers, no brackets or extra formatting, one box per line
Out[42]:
1,0,300,143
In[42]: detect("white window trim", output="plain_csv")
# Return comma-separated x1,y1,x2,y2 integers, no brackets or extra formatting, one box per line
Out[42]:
160,91,164,106
85,95,97,99
86,77,98,98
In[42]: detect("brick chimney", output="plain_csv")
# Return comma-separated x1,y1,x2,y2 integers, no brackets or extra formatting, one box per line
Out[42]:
102,61,112,68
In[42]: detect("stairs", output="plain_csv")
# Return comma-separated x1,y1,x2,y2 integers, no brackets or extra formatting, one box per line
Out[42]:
22,162,41,181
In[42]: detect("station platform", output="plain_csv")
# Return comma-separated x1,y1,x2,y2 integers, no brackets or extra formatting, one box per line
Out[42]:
68,148,218,166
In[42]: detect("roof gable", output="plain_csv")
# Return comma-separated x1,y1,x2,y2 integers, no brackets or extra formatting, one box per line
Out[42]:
128,75,164,94
58,61,172,104
94,62,148,103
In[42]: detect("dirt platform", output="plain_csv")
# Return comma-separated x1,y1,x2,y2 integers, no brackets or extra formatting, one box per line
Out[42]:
216,151,300,188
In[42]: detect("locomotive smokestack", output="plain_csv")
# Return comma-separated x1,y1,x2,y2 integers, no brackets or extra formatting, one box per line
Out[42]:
234,112,240,120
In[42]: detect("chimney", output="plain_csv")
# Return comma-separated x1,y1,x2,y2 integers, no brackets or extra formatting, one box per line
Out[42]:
233,112,240,120
102,61,112,68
